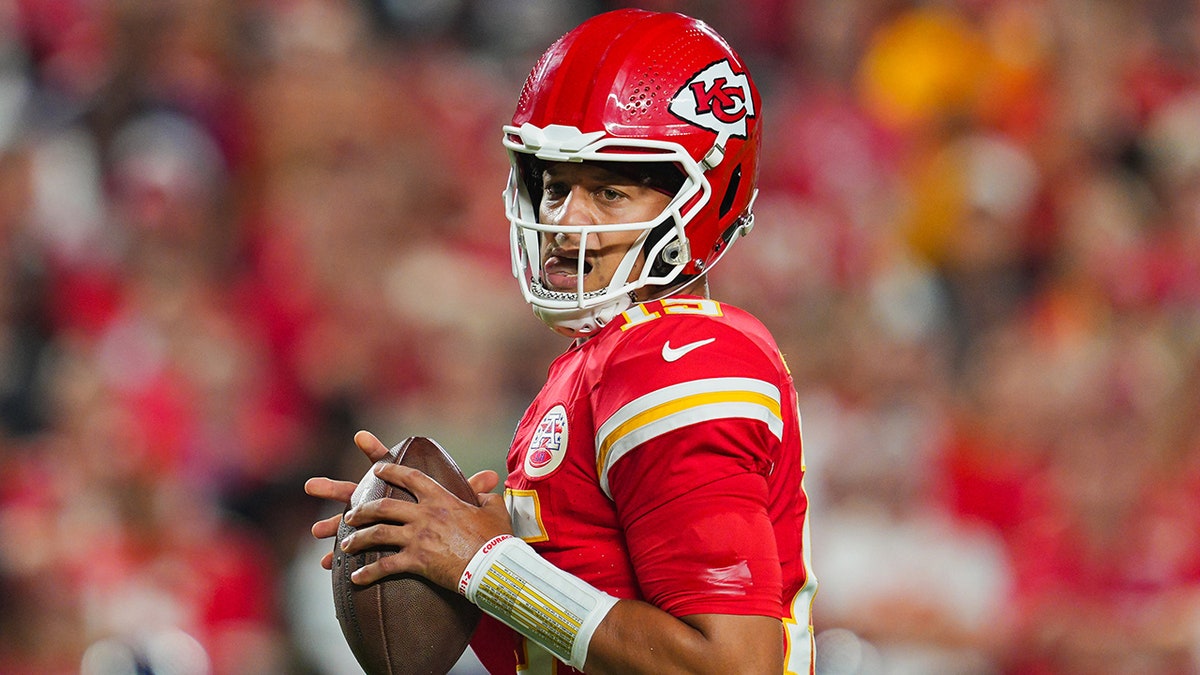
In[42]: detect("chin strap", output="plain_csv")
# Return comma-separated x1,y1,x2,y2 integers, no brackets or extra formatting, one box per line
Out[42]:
532,291,633,338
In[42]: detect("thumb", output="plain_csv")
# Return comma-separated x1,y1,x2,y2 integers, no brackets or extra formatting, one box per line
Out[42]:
469,469,501,495
354,430,392,462
477,491,507,511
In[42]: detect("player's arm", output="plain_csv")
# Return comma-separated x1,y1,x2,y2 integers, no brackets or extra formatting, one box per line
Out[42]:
328,420,785,672
587,605,782,674
344,462,784,674
584,459,786,674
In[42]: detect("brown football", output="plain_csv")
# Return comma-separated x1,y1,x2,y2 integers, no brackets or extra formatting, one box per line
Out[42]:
332,436,482,675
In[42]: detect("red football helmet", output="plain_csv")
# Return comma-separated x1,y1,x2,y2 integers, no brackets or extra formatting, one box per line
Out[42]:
504,9,762,336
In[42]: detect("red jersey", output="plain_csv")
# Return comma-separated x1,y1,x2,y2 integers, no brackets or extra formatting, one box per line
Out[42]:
470,296,816,674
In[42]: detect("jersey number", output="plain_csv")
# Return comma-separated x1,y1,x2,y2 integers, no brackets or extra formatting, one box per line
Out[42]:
620,298,723,330
506,488,548,542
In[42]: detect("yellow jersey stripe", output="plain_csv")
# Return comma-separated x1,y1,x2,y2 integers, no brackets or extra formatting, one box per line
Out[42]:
593,377,784,498
596,377,781,444
596,389,781,473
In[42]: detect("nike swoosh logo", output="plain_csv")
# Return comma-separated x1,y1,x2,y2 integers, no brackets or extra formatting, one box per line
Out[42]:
662,337,716,362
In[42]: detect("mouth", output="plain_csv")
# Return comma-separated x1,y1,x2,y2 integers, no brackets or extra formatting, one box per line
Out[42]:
542,251,593,291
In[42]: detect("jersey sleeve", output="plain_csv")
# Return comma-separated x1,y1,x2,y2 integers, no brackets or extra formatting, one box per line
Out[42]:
616,430,784,617
592,316,787,617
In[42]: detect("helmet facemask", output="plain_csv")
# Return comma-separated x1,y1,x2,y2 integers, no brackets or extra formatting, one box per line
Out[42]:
501,9,762,337
504,123,711,337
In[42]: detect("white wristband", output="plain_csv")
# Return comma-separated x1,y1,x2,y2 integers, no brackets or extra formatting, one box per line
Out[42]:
458,535,618,670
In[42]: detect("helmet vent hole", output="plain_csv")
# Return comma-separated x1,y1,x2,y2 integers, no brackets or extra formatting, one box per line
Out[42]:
628,73,660,115
719,166,742,217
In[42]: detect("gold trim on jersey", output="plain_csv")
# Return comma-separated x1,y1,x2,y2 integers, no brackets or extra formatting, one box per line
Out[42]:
506,488,550,543
594,377,783,498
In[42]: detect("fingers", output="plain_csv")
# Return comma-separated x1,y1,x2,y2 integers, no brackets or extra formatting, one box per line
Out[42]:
304,477,357,503
469,469,501,495
311,432,507,587
338,523,414,585
350,549,411,585
309,431,402,571
372,463,451,503
354,429,392,462
305,479,356,543
312,512,344,540
340,521,408,554
343,495,419,529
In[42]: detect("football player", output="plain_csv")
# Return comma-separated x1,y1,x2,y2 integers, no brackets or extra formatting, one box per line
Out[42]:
307,9,816,674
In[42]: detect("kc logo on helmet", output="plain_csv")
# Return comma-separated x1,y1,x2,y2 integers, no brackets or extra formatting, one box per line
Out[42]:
670,59,755,140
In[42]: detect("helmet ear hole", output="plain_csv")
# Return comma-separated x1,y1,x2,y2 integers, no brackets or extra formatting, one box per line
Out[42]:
519,155,546,212
645,218,682,278
718,165,742,218
662,239,688,265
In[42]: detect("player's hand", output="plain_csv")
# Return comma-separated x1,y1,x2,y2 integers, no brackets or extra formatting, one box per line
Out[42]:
304,430,502,571
338,462,511,590
304,431,392,569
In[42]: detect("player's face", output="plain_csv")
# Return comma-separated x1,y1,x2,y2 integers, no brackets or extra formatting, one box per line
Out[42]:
538,162,672,294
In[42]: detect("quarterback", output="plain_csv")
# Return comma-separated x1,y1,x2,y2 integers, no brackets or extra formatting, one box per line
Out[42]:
307,9,817,674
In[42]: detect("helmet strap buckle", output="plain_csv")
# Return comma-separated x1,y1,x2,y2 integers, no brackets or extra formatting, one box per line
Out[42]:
701,143,726,170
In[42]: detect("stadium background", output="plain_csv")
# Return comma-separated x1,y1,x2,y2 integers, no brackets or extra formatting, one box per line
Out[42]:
0,0,1198,673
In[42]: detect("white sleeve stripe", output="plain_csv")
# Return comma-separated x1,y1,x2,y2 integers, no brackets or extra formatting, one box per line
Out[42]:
595,376,781,445
597,400,784,498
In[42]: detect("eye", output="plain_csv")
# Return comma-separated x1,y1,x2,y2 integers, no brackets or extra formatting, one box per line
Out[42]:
542,180,567,201
597,187,625,202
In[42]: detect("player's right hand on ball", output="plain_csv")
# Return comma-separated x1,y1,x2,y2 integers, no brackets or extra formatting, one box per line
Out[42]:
303,430,500,571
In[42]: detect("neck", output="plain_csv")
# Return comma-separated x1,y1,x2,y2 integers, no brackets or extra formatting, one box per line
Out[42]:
678,276,710,298
635,276,710,304
572,278,712,346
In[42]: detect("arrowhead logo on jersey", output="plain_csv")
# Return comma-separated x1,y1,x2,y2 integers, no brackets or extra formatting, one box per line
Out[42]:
524,404,569,478
669,59,755,140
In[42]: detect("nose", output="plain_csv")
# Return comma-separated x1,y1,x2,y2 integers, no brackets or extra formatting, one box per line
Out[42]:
553,186,595,226
549,229,587,254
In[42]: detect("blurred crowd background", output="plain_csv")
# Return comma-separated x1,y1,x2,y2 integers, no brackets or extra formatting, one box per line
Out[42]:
1,0,1199,673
